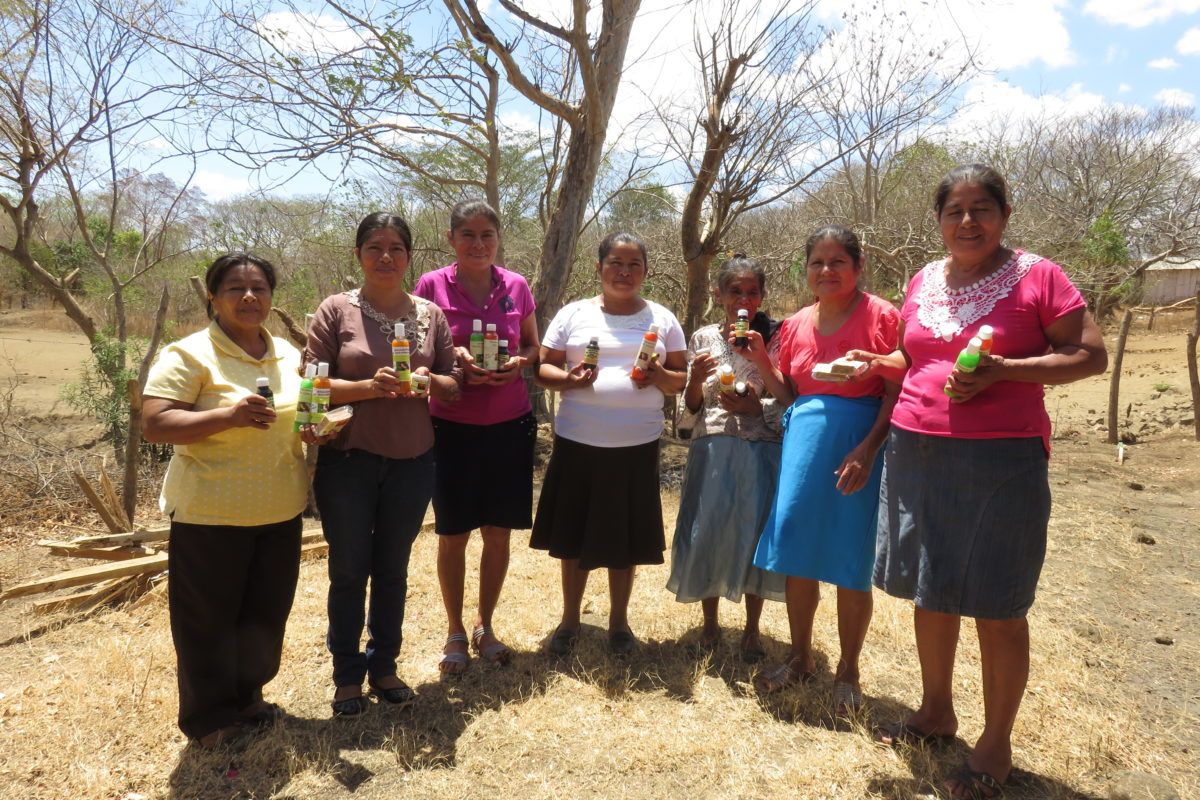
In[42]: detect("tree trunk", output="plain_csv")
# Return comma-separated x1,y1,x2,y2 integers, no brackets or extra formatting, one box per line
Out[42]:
1187,293,1199,442
123,379,142,524
1106,309,1134,444
684,250,717,336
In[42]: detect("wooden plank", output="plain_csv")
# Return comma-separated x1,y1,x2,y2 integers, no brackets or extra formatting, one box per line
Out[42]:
0,553,168,601
97,463,131,532
39,541,158,560
71,470,126,535
70,526,170,547
78,575,144,613
300,540,328,560
32,580,122,615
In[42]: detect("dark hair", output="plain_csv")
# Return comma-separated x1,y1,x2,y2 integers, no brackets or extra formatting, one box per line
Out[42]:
449,199,502,234
804,224,863,269
934,164,1009,216
597,231,648,265
204,252,276,319
715,253,766,294
355,212,413,252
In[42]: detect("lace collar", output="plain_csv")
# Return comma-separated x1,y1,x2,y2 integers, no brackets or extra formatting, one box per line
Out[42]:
344,288,431,349
914,250,1040,341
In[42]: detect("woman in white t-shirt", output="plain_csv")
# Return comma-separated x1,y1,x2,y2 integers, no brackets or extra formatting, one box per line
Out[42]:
532,232,687,657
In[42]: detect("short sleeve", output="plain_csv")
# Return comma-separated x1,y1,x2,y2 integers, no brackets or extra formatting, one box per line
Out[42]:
305,296,341,367
775,318,796,382
412,273,434,302
144,344,205,404
875,302,901,353
542,305,573,351
513,275,537,319
660,311,686,352
1035,259,1087,329
429,305,462,382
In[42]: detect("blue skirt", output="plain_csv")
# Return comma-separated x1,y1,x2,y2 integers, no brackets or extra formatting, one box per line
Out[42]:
667,436,785,603
753,395,883,591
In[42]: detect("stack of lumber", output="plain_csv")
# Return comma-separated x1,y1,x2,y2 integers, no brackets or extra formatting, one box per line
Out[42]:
0,526,329,615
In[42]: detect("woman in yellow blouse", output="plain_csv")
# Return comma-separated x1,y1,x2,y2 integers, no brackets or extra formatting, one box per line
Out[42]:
143,253,311,749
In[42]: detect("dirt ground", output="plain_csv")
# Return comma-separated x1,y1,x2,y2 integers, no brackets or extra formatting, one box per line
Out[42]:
0,307,1196,799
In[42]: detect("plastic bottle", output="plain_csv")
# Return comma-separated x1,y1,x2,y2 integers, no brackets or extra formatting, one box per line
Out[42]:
312,362,331,423
716,364,736,394
469,319,484,366
392,322,411,394
630,324,659,381
483,323,499,371
293,363,316,432
943,337,983,398
734,308,749,348
977,324,994,357
497,339,509,369
582,337,600,372
734,380,749,397
255,376,275,409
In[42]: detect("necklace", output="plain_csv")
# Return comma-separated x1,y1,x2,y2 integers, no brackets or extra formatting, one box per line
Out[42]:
352,288,412,336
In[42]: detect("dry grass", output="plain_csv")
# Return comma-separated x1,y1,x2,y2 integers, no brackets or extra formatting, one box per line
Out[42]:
0,445,1196,800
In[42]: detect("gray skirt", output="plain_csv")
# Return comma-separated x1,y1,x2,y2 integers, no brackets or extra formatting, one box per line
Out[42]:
873,428,1051,620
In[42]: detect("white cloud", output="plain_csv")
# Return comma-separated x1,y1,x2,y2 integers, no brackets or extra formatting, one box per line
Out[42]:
1148,57,1180,69
944,78,1108,139
1155,87,1196,107
1118,82,1133,92
1179,27,1200,54
193,170,251,201
255,11,372,56
1084,0,1200,27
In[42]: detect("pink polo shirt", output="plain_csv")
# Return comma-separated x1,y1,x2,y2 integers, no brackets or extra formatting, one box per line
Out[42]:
414,263,536,425
891,251,1086,454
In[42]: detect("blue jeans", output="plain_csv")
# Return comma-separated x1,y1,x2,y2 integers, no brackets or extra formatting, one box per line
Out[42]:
314,447,434,687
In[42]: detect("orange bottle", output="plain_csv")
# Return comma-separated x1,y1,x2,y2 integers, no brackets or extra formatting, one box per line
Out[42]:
483,323,499,371
391,323,411,394
631,324,659,380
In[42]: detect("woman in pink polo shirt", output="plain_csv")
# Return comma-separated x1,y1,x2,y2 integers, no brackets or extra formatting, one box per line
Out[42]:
414,199,540,675
855,164,1107,799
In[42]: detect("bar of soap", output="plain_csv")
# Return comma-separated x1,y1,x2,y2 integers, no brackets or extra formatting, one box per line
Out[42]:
811,357,868,382
315,404,354,437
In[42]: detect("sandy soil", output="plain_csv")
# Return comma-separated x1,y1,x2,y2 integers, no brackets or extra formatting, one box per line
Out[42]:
0,315,94,414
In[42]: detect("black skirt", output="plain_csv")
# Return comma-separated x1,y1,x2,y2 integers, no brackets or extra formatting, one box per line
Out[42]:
431,413,536,534
530,435,665,570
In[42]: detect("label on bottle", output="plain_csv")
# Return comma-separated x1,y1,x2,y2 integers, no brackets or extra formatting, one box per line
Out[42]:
583,339,600,369
311,387,330,422
483,337,499,371
257,387,275,409
632,340,656,378
735,316,749,345
293,385,313,431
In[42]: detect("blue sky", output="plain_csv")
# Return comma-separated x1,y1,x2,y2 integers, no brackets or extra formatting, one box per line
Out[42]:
170,0,1200,202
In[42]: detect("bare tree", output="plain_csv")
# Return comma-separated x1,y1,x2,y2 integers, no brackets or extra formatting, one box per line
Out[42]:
0,0,194,522
444,0,643,329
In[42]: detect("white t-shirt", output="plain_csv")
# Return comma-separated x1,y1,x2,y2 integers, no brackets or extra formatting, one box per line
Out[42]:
543,298,687,447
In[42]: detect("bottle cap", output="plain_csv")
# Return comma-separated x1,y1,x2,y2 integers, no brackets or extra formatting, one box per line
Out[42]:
304,363,316,379
499,339,508,347
647,324,659,335
965,337,983,355
317,362,329,377
737,308,749,318
718,364,734,376
978,324,994,338
394,322,404,337
472,319,482,332
256,377,270,389
486,323,497,332
588,336,599,345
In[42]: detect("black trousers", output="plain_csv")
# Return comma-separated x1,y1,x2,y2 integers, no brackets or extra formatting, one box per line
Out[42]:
168,514,302,740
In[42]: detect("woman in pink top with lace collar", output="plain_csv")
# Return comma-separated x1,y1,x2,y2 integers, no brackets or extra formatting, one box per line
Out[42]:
852,165,1107,799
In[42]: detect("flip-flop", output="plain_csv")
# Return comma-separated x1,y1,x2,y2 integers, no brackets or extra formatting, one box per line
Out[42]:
471,625,513,666
439,632,470,676
753,662,811,694
873,720,955,747
945,762,1006,799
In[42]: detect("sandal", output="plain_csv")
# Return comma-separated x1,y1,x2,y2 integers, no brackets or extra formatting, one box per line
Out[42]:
753,660,814,695
945,762,1006,799
547,625,578,656
330,686,368,717
739,632,767,664
471,625,513,666
832,681,864,714
369,676,416,707
872,720,955,748
439,632,470,676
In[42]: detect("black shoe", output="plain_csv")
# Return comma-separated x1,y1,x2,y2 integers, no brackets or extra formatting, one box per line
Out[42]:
547,625,579,656
608,629,637,657
330,689,368,718
369,678,416,707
